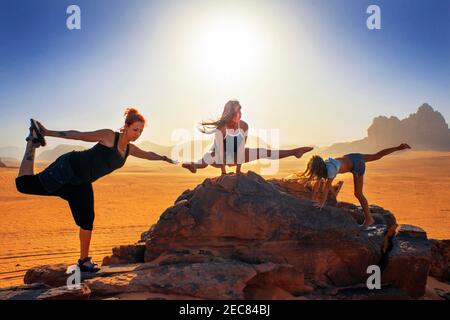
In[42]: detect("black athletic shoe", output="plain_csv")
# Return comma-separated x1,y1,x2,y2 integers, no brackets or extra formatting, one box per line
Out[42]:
25,126,42,148
30,119,46,147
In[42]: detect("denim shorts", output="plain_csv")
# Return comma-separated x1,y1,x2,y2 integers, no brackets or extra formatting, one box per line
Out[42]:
345,153,366,176
38,153,83,193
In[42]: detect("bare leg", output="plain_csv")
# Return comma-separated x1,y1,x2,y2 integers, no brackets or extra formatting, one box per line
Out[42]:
216,164,227,175
18,138,38,177
182,146,314,173
363,143,411,163
245,146,313,162
182,160,227,172
79,228,92,260
353,174,374,225
182,149,221,174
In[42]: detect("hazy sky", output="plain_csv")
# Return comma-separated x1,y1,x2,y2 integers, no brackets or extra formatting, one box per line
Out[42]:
1,0,449,150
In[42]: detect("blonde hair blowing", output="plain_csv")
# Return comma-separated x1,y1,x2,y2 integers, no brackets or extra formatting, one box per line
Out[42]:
200,100,241,134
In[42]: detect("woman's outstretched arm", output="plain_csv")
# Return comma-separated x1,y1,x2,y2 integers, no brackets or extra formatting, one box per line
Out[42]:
129,144,176,164
37,121,112,143
311,179,323,202
47,129,113,142
314,178,333,210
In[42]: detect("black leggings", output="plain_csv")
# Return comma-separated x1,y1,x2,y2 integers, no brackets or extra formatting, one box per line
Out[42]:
15,174,95,230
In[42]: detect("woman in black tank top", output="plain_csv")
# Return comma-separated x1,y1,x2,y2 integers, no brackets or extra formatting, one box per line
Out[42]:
15,108,176,272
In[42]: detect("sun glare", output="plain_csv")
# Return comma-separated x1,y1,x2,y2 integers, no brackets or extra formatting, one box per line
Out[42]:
191,16,266,84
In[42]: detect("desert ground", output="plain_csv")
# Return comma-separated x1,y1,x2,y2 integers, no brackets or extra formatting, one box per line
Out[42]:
0,150,449,288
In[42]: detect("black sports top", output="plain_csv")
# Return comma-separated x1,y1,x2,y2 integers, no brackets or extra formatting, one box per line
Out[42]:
69,132,130,183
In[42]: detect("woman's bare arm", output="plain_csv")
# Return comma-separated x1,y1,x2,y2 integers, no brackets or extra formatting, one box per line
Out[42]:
241,120,249,143
45,129,113,143
36,120,112,142
311,179,322,202
236,121,248,173
315,178,333,209
129,144,176,163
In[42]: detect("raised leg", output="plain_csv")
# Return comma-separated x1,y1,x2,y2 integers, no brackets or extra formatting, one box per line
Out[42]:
182,146,314,173
353,174,374,225
363,143,411,163
244,146,313,162
219,165,227,175
18,129,39,177
182,149,223,174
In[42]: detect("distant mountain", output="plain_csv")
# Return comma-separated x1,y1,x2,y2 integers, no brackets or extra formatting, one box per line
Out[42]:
0,157,19,168
0,159,6,167
325,103,450,155
0,146,22,160
0,157,19,162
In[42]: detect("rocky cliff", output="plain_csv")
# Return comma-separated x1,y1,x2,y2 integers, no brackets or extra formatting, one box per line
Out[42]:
326,103,450,154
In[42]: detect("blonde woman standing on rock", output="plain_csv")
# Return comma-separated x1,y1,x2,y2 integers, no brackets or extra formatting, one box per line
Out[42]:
182,100,313,175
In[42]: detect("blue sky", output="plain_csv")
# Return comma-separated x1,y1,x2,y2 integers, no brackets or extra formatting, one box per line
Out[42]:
0,0,449,150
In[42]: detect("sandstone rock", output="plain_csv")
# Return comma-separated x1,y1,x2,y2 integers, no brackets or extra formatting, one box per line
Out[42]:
397,224,427,239
24,263,144,288
247,264,306,296
85,258,306,300
429,239,450,282
14,171,433,300
336,202,397,230
0,283,50,300
24,264,70,287
0,282,91,300
144,172,393,287
382,224,431,298
244,285,297,300
102,242,145,266
35,283,91,300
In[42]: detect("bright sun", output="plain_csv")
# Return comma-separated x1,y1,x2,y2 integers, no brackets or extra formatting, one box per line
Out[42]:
191,16,266,83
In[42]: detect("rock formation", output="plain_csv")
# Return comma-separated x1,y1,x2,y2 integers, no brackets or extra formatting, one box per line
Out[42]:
429,239,450,283
1,171,439,300
326,103,450,154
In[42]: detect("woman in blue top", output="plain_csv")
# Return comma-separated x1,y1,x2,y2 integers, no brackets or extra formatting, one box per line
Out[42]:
182,100,313,175
301,143,411,225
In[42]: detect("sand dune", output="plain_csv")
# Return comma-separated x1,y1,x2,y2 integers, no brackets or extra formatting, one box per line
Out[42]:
0,151,449,287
